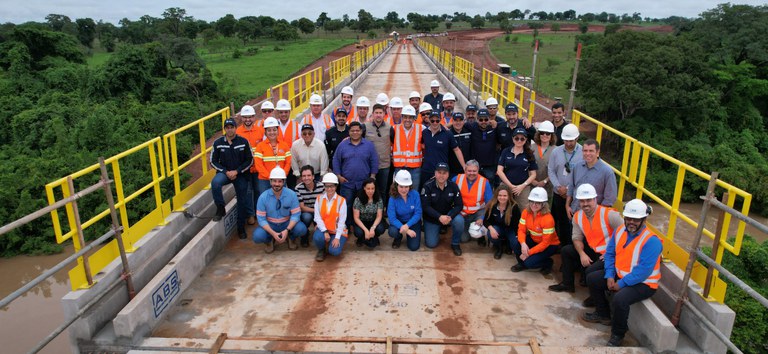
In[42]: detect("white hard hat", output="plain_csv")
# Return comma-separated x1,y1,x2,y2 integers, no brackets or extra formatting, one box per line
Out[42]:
538,120,555,133
309,94,323,105
341,86,354,95
321,173,339,184
394,170,413,186
575,183,597,200
269,167,287,180
468,223,487,239
375,92,389,105
561,124,580,141
419,102,433,114
263,117,279,128
409,91,421,99
356,96,370,107
430,80,440,87
485,97,498,106
240,105,256,116
260,101,274,110
276,99,291,111
443,92,456,101
528,187,548,202
623,199,651,218
389,97,403,108
402,105,416,116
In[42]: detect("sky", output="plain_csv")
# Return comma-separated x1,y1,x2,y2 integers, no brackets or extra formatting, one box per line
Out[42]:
1,0,766,24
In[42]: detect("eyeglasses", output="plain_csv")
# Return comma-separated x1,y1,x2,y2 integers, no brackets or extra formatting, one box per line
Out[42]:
429,119,441,123
421,112,431,116
453,117,464,121
262,109,274,113
540,132,552,136
477,118,489,122
301,131,314,136
513,136,526,142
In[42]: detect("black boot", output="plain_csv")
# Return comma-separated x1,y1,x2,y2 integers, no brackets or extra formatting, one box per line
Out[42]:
493,244,503,259
477,237,487,247
213,204,225,221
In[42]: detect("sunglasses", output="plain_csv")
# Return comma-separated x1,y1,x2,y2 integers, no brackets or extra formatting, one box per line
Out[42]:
477,118,489,122
302,131,314,136
513,136,526,142
565,164,571,173
262,109,274,113
421,112,431,116
540,132,552,136
429,119,441,123
453,117,464,121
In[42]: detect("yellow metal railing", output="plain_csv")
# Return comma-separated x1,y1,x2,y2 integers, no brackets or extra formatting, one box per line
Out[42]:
480,68,536,118
266,66,323,117
46,138,169,290
329,56,351,87
572,110,752,303
416,39,475,93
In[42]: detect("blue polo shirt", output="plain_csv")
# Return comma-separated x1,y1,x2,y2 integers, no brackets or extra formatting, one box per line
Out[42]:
465,122,498,167
496,120,537,149
498,147,538,185
421,126,458,174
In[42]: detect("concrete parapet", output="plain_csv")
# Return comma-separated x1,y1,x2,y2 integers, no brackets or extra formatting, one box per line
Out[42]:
628,298,679,353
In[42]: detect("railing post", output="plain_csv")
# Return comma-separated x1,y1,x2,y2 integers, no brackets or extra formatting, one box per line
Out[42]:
66,176,94,287
703,192,729,299
99,158,136,299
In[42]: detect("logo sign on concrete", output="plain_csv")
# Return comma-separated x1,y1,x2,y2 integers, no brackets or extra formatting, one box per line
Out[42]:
152,270,180,318
223,207,237,237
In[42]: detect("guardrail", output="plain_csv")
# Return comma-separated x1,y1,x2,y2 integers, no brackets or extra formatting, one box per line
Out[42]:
329,55,351,87
480,68,536,118
266,67,323,117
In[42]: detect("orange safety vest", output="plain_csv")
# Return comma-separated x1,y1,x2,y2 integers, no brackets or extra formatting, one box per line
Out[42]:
614,226,662,289
440,111,453,127
334,106,355,122
277,120,301,144
301,113,333,130
518,209,560,254
236,126,264,173
391,124,422,168
253,139,292,180
317,193,347,236
573,205,614,254
455,174,488,216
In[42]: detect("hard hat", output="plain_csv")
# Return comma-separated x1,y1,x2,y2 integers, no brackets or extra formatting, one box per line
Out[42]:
390,97,404,108
356,96,370,107
485,97,499,106
528,187,548,202
309,94,323,105
269,167,287,180
263,117,279,128
468,223,487,239
561,124,580,141
321,173,339,184
418,102,433,114
276,99,291,111
538,120,555,133
240,105,256,116
443,92,456,101
575,183,597,200
623,199,651,218
505,103,518,113
341,86,354,95
402,105,416,116
260,101,274,111
430,80,440,87
409,91,421,99
393,170,413,186
375,92,389,105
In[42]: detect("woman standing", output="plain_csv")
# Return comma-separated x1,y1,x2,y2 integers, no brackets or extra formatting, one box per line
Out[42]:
531,121,557,199
483,185,521,259
253,117,292,197
387,170,422,251
353,178,387,248
511,187,560,274
497,127,537,211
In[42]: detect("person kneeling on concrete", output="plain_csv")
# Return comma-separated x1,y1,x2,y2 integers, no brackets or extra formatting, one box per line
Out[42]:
252,167,307,253
510,187,560,274
387,170,422,251
421,163,465,255
352,178,387,248
312,173,348,261
581,199,662,347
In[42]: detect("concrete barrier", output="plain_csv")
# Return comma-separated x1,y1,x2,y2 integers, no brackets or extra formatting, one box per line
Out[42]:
628,298,679,353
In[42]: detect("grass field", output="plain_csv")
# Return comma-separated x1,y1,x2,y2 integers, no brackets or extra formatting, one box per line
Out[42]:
490,32,578,100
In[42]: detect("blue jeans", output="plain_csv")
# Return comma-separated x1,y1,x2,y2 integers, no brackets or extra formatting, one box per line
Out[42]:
339,185,359,227
300,212,314,228
460,211,483,243
353,220,388,247
375,167,390,206
423,215,465,247
394,167,421,194
510,233,558,269
487,226,514,246
252,221,308,244
211,172,250,232
388,222,422,251
256,178,271,198
479,165,498,188
312,229,348,256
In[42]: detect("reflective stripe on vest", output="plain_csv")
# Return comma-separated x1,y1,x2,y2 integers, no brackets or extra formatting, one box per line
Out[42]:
392,124,422,168
573,205,613,254
318,194,347,236
614,226,662,289
456,174,487,216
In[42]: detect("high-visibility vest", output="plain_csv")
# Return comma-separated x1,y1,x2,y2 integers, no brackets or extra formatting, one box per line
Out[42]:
455,174,488,216
391,124,422,168
334,105,355,122
573,205,614,254
317,194,347,236
440,111,453,127
277,120,301,144
253,139,292,179
614,226,662,289
301,113,333,130
236,126,264,173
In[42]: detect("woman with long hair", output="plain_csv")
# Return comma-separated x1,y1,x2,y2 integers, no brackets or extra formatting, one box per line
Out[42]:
352,178,387,248
531,121,557,198
483,185,521,259
387,170,422,251
497,127,537,211
511,187,560,274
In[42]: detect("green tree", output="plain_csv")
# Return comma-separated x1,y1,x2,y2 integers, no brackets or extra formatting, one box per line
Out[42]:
200,28,217,45
296,17,315,35
215,14,237,37
578,22,589,34
272,22,298,41
161,7,187,36
356,9,375,33
499,18,512,33
324,19,344,33
551,23,561,32
75,18,97,48
687,4,768,66
470,15,485,29
316,12,330,28
604,23,621,35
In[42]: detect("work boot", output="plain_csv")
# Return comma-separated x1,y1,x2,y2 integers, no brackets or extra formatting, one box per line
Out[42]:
315,248,326,262
246,216,256,225
238,230,246,240
582,297,595,307
581,312,611,325
356,237,364,247
288,237,298,250
264,239,275,254
300,235,309,248
392,238,401,249
607,334,624,347
540,264,552,276
548,283,575,293
477,237,487,247
493,244,503,259
510,263,526,272
213,204,225,221
451,244,462,256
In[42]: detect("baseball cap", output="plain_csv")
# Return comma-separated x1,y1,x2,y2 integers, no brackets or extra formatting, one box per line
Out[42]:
435,162,450,172
505,103,519,113
513,127,527,136
465,104,478,111
477,109,490,117
301,124,314,131
335,107,348,116
224,118,237,127
452,112,465,121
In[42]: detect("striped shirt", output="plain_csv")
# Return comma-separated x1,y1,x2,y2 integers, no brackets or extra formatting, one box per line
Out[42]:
295,181,325,209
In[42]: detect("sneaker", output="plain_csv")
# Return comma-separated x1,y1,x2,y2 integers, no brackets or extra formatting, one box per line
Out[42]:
300,235,309,248
548,283,575,293
392,238,401,249
582,297,595,307
213,204,225,221
315,248,326,262
264,239,275,254
493,245,503,260
581,312,611,325
451,244,462,256
287,237,298,250
510,263,526,272
477,237,487,247
247,216,256,225
607,334,624,347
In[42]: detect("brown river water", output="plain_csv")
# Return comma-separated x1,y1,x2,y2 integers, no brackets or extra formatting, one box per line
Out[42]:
0,204,765,353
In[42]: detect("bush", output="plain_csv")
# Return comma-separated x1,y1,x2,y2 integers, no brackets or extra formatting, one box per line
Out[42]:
246,47,259,55
231,48,241,59
367,30,377,39
505,35,510,42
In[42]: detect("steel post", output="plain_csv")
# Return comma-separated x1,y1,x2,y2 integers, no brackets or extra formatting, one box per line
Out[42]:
99,158,135,299
66,176,93,287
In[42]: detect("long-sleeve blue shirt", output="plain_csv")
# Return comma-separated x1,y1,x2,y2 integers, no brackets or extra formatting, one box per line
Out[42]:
332,138,379,190
256,187,301,227
387,190,422,228
604,225,663,288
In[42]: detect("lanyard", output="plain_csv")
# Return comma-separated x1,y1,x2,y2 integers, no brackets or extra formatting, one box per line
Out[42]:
538,145,549,159
564,147,577,169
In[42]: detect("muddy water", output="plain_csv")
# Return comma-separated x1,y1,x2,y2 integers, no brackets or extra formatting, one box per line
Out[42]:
0,246,72,354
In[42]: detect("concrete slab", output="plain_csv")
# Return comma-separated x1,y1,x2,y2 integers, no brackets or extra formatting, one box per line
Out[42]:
627,298,679,353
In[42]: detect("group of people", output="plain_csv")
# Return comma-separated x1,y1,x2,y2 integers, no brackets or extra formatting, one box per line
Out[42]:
208,81,663,347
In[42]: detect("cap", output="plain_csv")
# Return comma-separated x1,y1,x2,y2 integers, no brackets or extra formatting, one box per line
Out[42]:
269,167,287,180
341,86,354,95
321,173,339,184
575,184,597,200
452,112,465,120
263,117,279,128
301,124,314,131
309,94,323,105
623,199,651,218
409,91,421,99
435,162,450,172
389,97,403,108
335,107,348,116
240,105,256,116
561,124,580,140
465,104,478,111
505,103,519,113
443,92,456,101
224,118,237,127
528,187,548,202
513,127,527,136
477,108,490,117
402,105,416,116
356,96,370,107
468,223,487,239
430,80,440,87
429,111,441,119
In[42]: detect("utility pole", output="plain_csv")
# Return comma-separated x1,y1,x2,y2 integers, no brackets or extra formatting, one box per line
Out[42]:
530,40,539,90
566,42,582,120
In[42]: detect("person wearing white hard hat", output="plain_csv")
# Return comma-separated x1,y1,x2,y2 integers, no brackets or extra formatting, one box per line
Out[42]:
332,86,355,122
325,107,350,170
275,99,301,144
353,96,370,124
253,117,292,197
301,94,333,141
236,105,265,225
510,187,560,274
391,105,424,192
423,79,443,111
408,91,422,114
418,102,433,126
252,167,307,253
439,92,456,126
566,139,617,219
548,123,583,245
333,121,379,227
483,184,522,259
352,178,387,248
258,101,275,127
484,97,503,122
530,120,557,199
312,173,348,261
374,92,391,123
583,199,661,347
387,170,423,251
291,124,328,181
452,160,494,245
387,97,404,125
549,183,623,296
551,102,567,146
210,118,254,239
